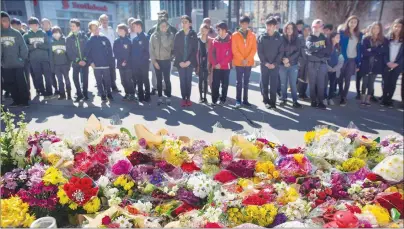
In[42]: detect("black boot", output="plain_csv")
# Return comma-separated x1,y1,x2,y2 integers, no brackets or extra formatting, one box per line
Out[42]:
67,91,72,100
58,93,66,100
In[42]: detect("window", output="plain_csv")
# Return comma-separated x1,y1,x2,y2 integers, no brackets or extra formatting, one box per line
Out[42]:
56,10,68,18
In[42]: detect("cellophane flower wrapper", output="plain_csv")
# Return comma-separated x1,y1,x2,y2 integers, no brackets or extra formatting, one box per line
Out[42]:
276,154,312,179
372,155,403,183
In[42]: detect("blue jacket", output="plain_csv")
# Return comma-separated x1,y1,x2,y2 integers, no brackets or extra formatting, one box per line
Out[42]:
339,30,363,66
113,36,132,69
84,35,113,67
360,36,388,75
384,37,404,72
131,32,149,68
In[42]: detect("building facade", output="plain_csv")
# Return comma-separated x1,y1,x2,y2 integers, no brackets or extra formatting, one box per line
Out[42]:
254,0,288,28
160,0,223,18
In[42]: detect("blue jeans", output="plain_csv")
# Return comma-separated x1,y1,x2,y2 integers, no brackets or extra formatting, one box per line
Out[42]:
178,66,193,100
235,66,252,103
279,65,299,102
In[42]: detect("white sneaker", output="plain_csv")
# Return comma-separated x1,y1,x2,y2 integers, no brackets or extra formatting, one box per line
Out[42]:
328,99,335,106
323,99,328,105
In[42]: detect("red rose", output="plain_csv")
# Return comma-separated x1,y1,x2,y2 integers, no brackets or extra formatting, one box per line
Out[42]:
204,222,222,228
181,161,200,173
366,173,378,181
214,170,237,183
315,199,325,206
318,191,326,200
92,152,109,164
325,188,332,196
102,216,112,225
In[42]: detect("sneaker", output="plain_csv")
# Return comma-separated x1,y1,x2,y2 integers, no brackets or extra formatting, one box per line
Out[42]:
235,102,241,109
166,98,171,105
388,102,394,109
293,102,302,108
370,96,378,103
150,89,157,96
311,101,318,108
122,94,129,101
157,98,163,106
210,102,216,107
243,101,252,107
54,90,60,96
181,100,187,107
280,100,287,106
58,94,66,100
323,99,328,105
19,103,29,108
203,98,208,104
199,98,204,103
43,95,52,100
74,95,84,103
340,99,347,106
365,102,371,107
361,101,366,106
265,103,271,109
318,103,327,110
83,96,89,101
144,97,151,103
187,100,192,106
101,95,107,101
219,100,225,106
112,87,121,93
328,99,335,106
9,102,18,107
270,104,277,109
107,94,114,101
380,101,387,107
355,93,361,100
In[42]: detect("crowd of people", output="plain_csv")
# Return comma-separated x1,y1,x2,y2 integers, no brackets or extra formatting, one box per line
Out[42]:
1,10,403,110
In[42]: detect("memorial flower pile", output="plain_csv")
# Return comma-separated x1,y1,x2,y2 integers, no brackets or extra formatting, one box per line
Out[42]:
0,112,403,228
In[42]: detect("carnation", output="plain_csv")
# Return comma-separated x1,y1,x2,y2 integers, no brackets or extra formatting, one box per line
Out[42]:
112,160,133,176
226,160,256,178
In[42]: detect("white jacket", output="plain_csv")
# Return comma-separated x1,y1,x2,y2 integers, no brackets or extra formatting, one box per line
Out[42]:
99,26,116,49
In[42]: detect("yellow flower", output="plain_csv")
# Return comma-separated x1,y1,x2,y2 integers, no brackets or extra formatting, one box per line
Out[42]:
69,202,78,210
293,153,305,165
362,204,390,226
83,197,101,214
238,178,253,189
352,146,368,159
337,158,366,172
57,186,70,205
47,153,61,165
22,213,36,227
1,196,36,228
304,131,316,145
124,181,134,191
273,170,280,179
42,167,67,185
202,146,220,163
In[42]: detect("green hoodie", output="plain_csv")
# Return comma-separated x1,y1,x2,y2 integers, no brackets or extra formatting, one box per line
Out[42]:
1,27,28,68
50,37,69,66
23,28,50,62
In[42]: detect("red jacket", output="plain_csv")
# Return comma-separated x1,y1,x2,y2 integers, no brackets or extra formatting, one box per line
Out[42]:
209,34,233,70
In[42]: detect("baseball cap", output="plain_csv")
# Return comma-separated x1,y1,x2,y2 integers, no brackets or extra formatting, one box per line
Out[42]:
312,19,324,28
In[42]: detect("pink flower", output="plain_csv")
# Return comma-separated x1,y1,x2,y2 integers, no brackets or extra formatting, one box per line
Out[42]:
111,160,133,176
102,216,112,225
138,138,147,148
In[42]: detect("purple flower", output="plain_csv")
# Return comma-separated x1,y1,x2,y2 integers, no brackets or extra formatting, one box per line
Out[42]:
130,165,154,181
358,220,373,228
111,159,133,176
177,187,201,206
278,145,289,156
149,171,164,185
268,213,287,228
156,161,175,173
380,140,389,147
138,138,147,148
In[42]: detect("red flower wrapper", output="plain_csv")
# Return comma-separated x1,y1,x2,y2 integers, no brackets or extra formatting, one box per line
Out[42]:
374,192,404,218
226,160,256,178
171,202,199,217
214,170,237,183
181,161,201,173
63,176,98,206
242,189,275,206
127,151,152,166
204,222,223,228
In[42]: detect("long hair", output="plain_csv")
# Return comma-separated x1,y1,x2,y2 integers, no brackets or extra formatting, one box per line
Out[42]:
343,15,360,38
388,18,404,42
329,31,340,50
199,23,210,36
367,22,385,46
156,19,168,34
283,22,298,43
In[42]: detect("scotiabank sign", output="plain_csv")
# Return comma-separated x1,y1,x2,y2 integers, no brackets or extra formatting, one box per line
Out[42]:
62,0,108,12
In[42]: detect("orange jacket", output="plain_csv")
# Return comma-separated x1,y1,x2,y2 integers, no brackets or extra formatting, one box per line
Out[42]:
231,29,257,67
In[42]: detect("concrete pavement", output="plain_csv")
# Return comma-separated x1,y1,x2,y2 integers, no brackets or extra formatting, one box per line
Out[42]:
3,67,403,146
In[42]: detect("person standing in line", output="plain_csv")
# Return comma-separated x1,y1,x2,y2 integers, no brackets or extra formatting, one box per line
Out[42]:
131,19,151,103
297,24,311,100
359,22,388,107
42,18,59,95
173,15,198,107
323,24,333,37
326,32,343,106
381,18,403,108
209,21,233,107
99,14,120,92
357,25,372,100
306,19,332,110
66,18,89,102
23,17,54,99
201,17,217,93
113,24,135,101
50,26,71,100
296,20,304,35
257,17,284,109
279,22,302,108
150,20,175,106
148,11,178,96
196,23,210,103
232,15,256,108
1,11,30,107
85,21,114,102
339,15,363,106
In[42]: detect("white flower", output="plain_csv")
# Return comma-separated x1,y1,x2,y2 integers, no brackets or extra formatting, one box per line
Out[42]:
108,195,122,206
132,200,153,214
114,216,132,228
187,173,217,198
213,187,236,205
109,149,127,164
42,141,52,154
105,188,119,198
203,207,222,222
280,199,311,220
97,175,110,189
47,141,74,161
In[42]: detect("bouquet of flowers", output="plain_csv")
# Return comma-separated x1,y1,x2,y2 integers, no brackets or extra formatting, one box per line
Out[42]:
57,176,101,214
1,168,29,198
276,154,312,179
380,135,403,156
280,198,312,220
226,204,278,227
0,196,36,228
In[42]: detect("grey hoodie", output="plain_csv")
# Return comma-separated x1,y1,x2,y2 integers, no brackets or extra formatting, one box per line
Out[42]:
149,30,174,62
1,27,28,68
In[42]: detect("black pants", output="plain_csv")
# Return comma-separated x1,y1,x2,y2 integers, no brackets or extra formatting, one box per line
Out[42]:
308,62,328,103
382,67,401,103
72,65,89,97
298,81,308,97
134,65,150,101
110,59,118,90
361,73,376,95
94,68,111,96
154,59,171,97
31,61,53,96
340,58,356,99
236,66,252,103
51,73,58,93
24,61,31,91
260,65,278,105
1,67,29,104
356,71,362,95
119,68,134,95
54,65,71,94
199,68,208,99
212,69,230,103
327,72,337,100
